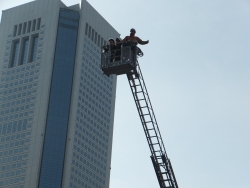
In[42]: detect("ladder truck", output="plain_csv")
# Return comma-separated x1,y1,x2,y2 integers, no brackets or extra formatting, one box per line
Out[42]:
100,42,179,188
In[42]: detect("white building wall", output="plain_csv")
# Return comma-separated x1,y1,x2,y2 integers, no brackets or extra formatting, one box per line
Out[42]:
0,0,67,187
0,0,119,187
62,1,119,188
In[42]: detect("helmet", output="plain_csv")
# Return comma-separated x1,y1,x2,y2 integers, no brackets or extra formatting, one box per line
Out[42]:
115,38,122,42
108,38,115,43
130,28,136,33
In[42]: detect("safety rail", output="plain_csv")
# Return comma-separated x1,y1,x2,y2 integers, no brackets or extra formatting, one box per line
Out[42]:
100,43,137,76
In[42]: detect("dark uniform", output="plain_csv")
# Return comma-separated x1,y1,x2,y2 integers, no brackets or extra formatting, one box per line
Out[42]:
103,38,116,62
114,38,122,61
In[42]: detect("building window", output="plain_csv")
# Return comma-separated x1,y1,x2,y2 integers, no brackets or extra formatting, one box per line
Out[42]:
37,18,41,30
88,26,91,38
95,31,97,44
85,23,88,35
27,21,31,33
20,38,29,65
18,24,22,36
30,35,38,62
13,25,17,37
91,28,94,41
22,23,27,34
32,20,36,32
98,35,100,47
101,38,103,47
38,9,79,188
10,40,20,68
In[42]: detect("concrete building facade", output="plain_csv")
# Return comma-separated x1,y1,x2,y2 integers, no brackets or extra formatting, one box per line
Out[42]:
0,0,119,187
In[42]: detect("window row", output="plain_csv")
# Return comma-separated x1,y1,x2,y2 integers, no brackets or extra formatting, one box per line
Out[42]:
79,84,111,114
74,131,108,157
76,115,108,146
0,119,29,135
83,37,101,58
1,84,35,96
70,175,102,188
1,63,39,77
0,152,28,163
0,79,38,90
78,95,110,122
9,34,39,68
83,74,112,100
81,61,113,97
0,161,26,171
0,169,25,179
76,112,109,144
82,54,114,86
77,96,110,126
1,98,34,109
1,71,38,83
72,157,105,184
13,18,41,37
0,176,25,186
0,104,32,117
0,90,36,105
0,132,29,142
75,130,108,152
0,139,29,150
71,157,106,183
72,160,106,181
85,23,107,48
76,115,109,142
80,75,112,102
71,166,104,187
82,60,113,92
0,111,33,124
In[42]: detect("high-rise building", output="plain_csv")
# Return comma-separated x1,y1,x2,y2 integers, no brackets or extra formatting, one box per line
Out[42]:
0,0,119,187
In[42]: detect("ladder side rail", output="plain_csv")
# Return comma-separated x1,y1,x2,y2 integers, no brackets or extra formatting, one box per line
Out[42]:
129,75,164,160
167,157,179,188
135,70,176,182
128,76,169,188
135,75,166,157
137,63,168,156
128,77,158,156
135,63,179,188
135,66,167,160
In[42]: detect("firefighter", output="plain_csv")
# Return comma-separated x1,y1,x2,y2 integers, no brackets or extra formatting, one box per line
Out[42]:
114,38,122,61
103,38,116,62
122,28,149,45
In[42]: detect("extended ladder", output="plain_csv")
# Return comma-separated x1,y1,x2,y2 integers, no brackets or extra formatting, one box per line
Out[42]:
127,63,179,188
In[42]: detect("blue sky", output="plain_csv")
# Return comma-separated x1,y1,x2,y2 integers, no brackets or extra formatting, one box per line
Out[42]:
1,0,250,187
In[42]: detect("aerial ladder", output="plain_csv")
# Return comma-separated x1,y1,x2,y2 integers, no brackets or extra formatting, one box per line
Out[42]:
101,42,179,188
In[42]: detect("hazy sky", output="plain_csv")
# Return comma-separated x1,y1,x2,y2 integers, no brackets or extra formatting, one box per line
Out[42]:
1,0,250,188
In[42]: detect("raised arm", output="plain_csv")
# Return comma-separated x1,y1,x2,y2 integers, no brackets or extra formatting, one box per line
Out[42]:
136,37,149,45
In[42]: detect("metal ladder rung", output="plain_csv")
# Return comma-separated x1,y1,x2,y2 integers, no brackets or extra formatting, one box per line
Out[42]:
160,172,170,175
163,179,172,182
150,143,159,145
135,99,145,102
140,106,153,111
147,136,157,139
144,121,154,124
140,113,150,116
147,128,155,131
131,84,141,87
135,91,143,94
